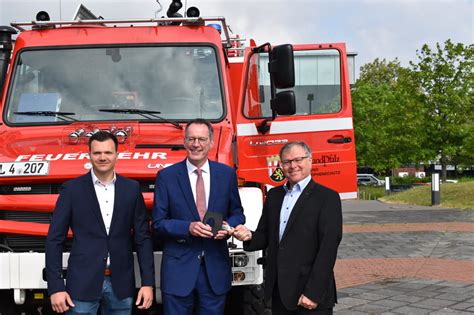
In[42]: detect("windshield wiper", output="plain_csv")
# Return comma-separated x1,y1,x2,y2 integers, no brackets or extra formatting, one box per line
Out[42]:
14,111,78,122
99,108,182,129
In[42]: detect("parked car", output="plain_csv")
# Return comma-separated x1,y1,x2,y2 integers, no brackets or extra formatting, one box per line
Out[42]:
443,179,459,183
357,174,385,186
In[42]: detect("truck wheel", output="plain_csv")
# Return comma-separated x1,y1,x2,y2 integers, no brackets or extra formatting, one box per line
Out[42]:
225,285,271,315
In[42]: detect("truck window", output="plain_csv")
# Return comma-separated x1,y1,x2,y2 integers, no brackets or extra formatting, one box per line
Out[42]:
243,49,342,118
5,46,224,124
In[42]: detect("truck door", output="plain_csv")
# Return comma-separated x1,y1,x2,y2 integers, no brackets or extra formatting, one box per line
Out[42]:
235,43,357,199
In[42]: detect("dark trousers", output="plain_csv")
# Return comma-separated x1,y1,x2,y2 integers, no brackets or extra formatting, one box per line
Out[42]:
271,284,333,315
162,263,226,315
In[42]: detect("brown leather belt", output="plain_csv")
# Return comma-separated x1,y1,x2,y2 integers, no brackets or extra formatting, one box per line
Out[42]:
104,268,112,276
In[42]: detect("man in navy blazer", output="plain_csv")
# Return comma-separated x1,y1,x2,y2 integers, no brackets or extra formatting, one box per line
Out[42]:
153,119,245,315
233,142,342,314
46,131,155,314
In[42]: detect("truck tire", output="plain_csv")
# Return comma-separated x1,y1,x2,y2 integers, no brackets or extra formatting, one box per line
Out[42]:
225,285,271,315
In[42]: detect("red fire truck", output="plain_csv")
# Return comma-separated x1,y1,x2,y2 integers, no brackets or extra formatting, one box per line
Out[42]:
0,2,357,313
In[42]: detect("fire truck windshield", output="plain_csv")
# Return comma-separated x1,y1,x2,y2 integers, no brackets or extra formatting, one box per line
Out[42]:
5,46,224,125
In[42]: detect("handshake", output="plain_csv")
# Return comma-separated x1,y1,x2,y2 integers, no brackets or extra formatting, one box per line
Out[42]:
224,224,252,241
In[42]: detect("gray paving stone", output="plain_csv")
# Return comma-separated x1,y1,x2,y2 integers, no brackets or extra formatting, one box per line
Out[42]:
342,206,474,224
421,284,452,292
409,290,442,298
390,306,431,314
333,303,353,311
334,310,367,315
391,282,431,290
413,302,446,310
372,289,407,297
352,303,393,313
339,230,474,259
440,281,471,288
450,302,474,311
352,292,387,301
437,292,474,302
372,299,407,308
336,297,368,307
338,287,366,295
417,297,457,308
390,294,426,303
334,203,474,314
355,283,395,290
404,278,443,285
430,308,474,314
439,286,473,294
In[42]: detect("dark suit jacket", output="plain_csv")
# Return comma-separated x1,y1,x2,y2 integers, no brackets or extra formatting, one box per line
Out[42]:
152,159,245,297
46,172,155,300
244,180,342,310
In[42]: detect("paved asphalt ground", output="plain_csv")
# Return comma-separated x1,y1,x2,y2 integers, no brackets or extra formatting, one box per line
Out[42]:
335,200,474,314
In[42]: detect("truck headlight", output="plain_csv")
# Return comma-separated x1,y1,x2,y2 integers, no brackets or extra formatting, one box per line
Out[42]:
232,253,249,267
233,271,246,282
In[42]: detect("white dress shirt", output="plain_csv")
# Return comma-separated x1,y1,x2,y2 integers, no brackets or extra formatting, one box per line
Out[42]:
186,159,210,209
91,170,116,266
279,175,312,241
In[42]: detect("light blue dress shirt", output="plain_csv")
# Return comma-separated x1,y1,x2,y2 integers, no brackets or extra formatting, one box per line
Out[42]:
279,175,312,241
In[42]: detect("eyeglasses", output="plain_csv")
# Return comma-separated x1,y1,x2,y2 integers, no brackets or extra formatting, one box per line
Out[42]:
280,156,310,166
185,137,210,144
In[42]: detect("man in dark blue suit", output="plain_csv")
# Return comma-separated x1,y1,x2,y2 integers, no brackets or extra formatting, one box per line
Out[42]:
153,119,245,315
46,131,155,314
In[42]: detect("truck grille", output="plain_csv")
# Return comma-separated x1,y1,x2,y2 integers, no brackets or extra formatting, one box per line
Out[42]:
0,211,72,252
0,184,61,195
0,180,155,252
0,182,155,194
4,210,52,223
6,235,44,252
2,235,72,253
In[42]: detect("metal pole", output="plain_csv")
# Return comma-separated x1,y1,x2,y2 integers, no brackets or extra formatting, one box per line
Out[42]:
431,173,440,205
385,177,390,195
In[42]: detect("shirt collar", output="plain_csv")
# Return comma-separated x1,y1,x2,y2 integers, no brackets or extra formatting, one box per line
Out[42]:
91,169,117,186
283,175,312,193
186,158,210,175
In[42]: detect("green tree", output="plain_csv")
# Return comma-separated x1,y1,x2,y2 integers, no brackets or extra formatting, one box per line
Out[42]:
410,40,474,180
352,58,428,173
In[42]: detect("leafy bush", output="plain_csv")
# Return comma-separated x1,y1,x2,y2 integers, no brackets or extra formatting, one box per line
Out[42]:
390,176,430,185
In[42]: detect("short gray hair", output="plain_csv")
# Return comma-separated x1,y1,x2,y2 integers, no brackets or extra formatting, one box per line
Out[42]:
279,141,312,159
185,118,214,141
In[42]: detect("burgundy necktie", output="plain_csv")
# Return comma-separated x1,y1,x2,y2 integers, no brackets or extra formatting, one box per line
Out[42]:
195,168,206,220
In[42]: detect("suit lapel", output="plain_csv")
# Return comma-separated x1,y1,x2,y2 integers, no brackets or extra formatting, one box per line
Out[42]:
176,160,201,221
272,186,286,244
208,161,218,213
83,172,108,235
108,175,121,236
280,180,316,242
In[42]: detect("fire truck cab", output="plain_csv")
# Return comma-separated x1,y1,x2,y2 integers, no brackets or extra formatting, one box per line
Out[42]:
0,3,357,313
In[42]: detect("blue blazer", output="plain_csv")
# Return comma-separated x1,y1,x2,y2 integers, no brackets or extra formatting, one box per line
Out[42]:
46,172,155,300
152,160,245,297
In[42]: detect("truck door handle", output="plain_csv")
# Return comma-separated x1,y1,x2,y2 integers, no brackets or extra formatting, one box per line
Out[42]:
328,137,352,144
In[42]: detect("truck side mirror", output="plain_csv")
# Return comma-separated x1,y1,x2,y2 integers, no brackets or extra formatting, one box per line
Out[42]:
268,44,295,89
271,90,295,115
0,26,17,94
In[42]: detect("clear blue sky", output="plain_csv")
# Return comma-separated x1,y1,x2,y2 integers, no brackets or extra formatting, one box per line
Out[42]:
1,0,472,76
